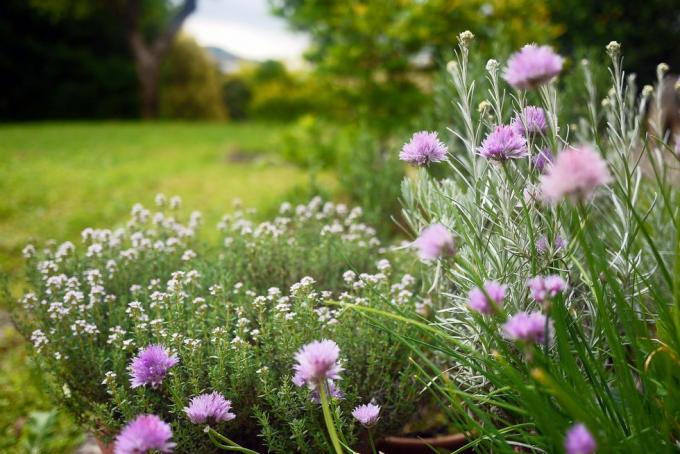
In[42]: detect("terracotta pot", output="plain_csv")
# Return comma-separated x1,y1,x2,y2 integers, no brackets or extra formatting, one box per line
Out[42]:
376,433,470,454
96,437,114,454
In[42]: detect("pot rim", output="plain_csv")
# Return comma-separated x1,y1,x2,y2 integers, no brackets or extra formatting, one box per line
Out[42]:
381,432,468,447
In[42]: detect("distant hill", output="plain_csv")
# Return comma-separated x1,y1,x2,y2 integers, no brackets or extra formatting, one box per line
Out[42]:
204,46,253,73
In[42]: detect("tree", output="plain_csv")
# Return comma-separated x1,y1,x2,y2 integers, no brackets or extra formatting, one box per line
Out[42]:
269,0,558,133
120,0,197,118
1,0,139,120
547,0,680,83
30,0,198,118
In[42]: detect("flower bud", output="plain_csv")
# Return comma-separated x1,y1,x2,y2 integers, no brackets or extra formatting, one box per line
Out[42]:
606,41,621,58
458,30,474,48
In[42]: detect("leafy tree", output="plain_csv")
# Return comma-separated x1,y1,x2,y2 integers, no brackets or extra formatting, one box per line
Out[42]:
270,0,558,133
159,34,227,120
548,0,680,82
0,0,138,119
30,0,198,118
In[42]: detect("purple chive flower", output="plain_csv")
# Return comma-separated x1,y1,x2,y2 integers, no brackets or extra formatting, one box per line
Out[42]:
528,275,567,302
352,403,381,427
114,414,175,454
564,423,597,454
293,339,343,388
311,380,344,404
414,224,456,261
536,234,566,254
512,106,548,136
468,280,507,314
504,44,564,90
399,131,448,166
533,149,554,173
478,125,528,161
540,146,611,203
184,392,236,425
503,311,551,343
129,345,179,389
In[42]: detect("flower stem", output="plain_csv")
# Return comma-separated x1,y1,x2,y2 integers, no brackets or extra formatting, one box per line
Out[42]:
208,427,260,454
319,381,344,454
368,429,377,454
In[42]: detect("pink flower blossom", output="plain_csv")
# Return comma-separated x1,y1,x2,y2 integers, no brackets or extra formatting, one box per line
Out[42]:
503,311,551,344
478,125,528,161
504,44,564,90
129,345,179,389
184,392,235,425
114,414,175,454
540,146,612,203
352,403,381,427
564,423,597,454
414,224,456,261
400,131,448,166
512,106,547,136
533,149,554,173
536,235,566,254
469,281,506,314
293,339,343,387
311,380,344,404
528,275,567,302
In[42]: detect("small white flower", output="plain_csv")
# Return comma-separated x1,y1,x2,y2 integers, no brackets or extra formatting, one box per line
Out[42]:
22,244,36,258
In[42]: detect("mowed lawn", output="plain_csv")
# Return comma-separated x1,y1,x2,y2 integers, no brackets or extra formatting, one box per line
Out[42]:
0,121,331,452
0,121,332,277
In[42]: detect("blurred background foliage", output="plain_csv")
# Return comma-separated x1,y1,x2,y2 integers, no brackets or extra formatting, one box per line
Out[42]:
3,0,678,125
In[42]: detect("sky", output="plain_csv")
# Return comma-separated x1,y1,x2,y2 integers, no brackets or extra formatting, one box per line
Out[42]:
183,0,309,62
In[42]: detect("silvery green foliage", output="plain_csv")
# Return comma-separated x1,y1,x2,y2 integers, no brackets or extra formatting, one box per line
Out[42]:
13,198,424,453
400,36,679,395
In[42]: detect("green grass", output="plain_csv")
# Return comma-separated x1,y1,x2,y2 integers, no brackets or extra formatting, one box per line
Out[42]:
0,121,333,276
0,120,333,451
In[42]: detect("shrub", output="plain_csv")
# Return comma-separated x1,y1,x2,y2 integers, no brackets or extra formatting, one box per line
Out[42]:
159,35,227,120
351,33,680,452
11,197,425,453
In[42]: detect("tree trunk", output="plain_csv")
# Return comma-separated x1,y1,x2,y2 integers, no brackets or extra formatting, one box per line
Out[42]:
129,32,161,119
136,59,160,119
122,0,197,119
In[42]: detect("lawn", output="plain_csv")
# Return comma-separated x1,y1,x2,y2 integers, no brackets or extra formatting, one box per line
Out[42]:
0,121,333,452
0,121,335,276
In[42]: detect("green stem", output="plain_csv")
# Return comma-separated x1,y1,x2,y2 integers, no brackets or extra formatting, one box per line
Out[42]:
208,427,260,454
319,381,344,454
368,429,377,454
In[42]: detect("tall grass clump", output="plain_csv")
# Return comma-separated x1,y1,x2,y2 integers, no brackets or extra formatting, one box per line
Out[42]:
9,197,426,453
345,33,680,452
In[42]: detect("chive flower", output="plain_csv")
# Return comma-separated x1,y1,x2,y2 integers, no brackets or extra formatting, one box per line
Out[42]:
532,149,554,173
512,106,547,136
564,423,597,454
528,275,567,302
478,125,528,161
129,344,179,389
114,414,175,454
311,380,344,403
184,391,236,425
399,131,448,166
352,403,381,427
504,44,564,90
468,280,506,314
293,339,343,388
539,146,612,203
503,311,551,344
414,224,456,261
536,235,566,254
